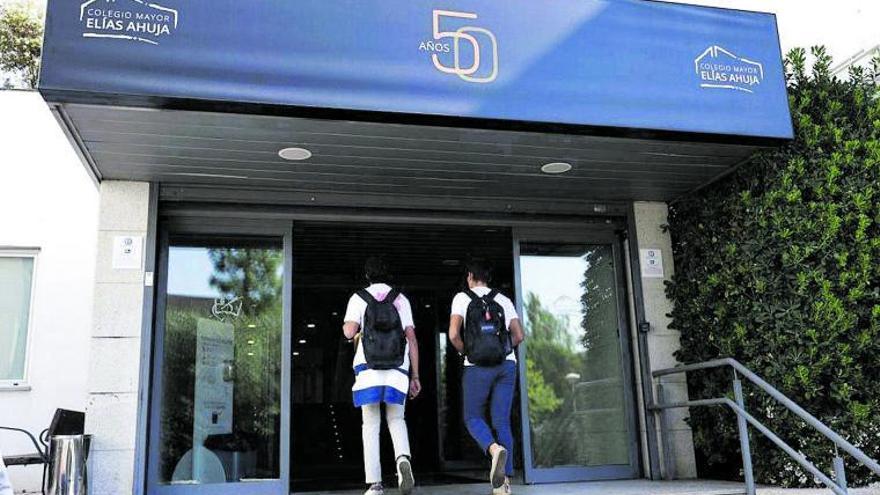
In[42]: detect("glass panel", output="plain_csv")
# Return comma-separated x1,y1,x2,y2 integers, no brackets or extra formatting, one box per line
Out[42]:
157,238,283,485
0,256,35,381
519,243,629,469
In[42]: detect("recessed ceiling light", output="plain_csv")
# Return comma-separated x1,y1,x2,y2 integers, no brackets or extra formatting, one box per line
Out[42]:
278,147,312,161
541,162,573,174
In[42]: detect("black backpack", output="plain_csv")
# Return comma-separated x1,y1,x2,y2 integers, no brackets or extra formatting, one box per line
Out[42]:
358,288,406,370
463,289,511,366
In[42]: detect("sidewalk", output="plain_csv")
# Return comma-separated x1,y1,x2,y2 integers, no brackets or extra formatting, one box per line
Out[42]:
308,479,747,494
307,479,880,495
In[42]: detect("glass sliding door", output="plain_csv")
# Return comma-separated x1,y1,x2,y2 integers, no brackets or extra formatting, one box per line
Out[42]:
515,230,638,483
148,225,291,495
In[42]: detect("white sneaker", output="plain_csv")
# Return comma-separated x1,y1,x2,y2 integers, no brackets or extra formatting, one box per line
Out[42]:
492,480,512,495
489,447,508,489
396,456,415,494
364,483,384,495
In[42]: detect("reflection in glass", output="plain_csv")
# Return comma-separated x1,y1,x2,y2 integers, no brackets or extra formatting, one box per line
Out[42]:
520,244,629,468
158,239,283,485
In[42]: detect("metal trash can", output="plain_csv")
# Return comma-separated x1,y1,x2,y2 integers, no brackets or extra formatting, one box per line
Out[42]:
46,434,90,495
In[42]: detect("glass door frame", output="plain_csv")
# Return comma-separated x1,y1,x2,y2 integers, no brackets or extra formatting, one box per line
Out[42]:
146,217,293,495
513,227,640,484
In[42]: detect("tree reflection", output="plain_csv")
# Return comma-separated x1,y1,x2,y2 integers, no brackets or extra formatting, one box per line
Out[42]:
159,246,283,482
525,245,629,468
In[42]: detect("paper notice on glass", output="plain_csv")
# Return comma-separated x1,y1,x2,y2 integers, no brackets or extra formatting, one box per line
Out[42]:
193,317,235,473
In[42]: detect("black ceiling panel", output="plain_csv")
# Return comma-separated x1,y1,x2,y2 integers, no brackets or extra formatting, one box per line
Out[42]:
56,103,763,211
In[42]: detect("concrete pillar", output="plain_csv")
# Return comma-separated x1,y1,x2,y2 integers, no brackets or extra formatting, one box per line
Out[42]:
632,201,697,479
86,181,151,495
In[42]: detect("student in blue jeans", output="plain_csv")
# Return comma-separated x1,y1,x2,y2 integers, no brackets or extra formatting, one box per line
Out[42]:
449,258,525,495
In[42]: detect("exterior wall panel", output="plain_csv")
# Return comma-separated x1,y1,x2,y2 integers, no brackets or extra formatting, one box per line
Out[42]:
86,181,151,495
633,201,698,479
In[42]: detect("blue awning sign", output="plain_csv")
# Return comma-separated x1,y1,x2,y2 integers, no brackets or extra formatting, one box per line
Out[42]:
41,0,794,140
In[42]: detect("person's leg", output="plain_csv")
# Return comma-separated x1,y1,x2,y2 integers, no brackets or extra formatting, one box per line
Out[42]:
490,361,517,477
385,403,411,459
386,403,414,493
463,365,496,453
361,403,383,484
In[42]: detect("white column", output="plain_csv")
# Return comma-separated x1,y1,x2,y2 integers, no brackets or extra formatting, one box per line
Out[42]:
633,201,698,479
86,181,151,495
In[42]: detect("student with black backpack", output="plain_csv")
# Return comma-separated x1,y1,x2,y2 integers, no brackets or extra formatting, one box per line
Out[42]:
342,257,420,495
448,258,525,495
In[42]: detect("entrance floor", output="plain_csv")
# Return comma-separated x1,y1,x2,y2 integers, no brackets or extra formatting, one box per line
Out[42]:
304,479,747,495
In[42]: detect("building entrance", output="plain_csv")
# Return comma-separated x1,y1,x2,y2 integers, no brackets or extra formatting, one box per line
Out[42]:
146,215,640,494
289,221,517,491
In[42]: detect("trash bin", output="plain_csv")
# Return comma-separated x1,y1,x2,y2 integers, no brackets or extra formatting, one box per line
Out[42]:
46,434,90,495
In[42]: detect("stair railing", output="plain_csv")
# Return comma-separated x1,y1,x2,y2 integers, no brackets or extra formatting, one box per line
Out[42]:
650,358,880,495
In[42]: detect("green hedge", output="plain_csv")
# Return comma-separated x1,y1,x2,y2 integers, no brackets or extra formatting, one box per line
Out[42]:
666,47,880,487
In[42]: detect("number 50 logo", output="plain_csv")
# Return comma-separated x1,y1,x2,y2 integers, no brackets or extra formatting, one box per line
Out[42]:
431,9,498,84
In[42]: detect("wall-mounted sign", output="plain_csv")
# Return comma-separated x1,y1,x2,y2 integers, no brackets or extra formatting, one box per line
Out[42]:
111,235,143,270
640,249,665,279
41,0,793,139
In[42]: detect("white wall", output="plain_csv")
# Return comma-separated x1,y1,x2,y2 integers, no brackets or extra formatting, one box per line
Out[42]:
0,90,98,493
85,181,151,495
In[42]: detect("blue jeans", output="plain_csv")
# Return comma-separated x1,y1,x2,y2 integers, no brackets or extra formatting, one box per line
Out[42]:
463,360,517,476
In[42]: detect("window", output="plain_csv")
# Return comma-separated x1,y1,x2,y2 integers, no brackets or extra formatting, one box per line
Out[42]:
0,249,38,387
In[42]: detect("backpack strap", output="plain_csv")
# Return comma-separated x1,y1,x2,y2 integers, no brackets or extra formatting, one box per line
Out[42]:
356,289,377,305
383,288,400,304
466,289,498,302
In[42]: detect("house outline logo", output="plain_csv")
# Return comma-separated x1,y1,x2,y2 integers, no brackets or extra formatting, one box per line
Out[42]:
694,45,764,93
79,0,178,45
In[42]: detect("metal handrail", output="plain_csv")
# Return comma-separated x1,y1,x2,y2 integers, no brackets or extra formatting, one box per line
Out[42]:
651,358,880,495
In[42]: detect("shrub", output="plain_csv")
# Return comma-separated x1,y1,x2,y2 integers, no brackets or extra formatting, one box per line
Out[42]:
666,47,880,487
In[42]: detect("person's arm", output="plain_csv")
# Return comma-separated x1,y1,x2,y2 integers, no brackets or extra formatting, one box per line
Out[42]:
342,294,364,340
509,318,525,347
448,314,465,354
405,326,421,398
342,321,360,340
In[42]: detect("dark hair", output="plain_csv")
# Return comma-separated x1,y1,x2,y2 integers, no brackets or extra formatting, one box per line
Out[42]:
364,256,391,283
465,257,492,283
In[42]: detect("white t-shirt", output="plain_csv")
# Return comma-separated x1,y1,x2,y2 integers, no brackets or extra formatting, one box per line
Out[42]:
344,283,414,372
344,283,414,330
451,286,519,366
344,283,414,406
